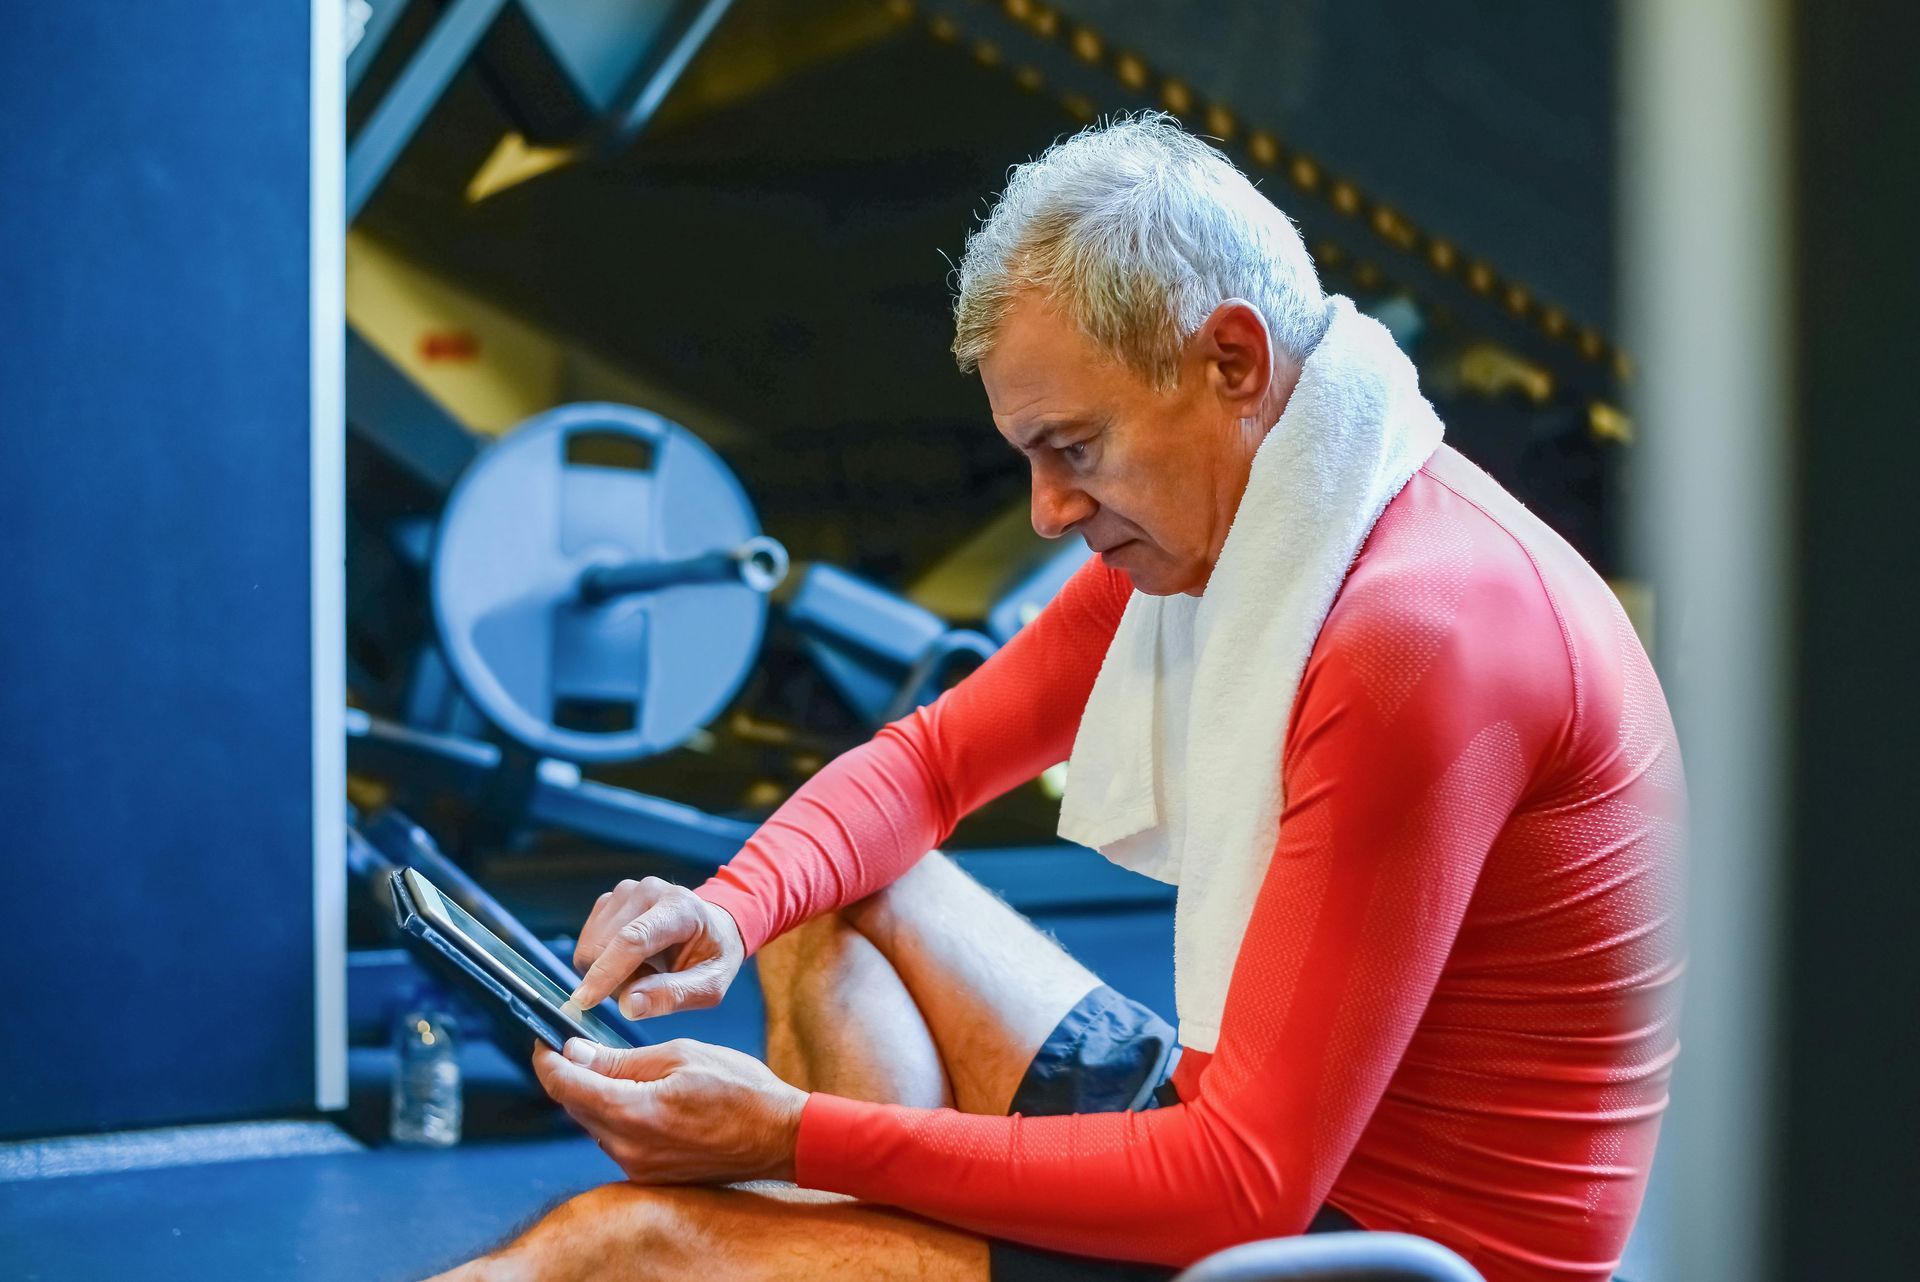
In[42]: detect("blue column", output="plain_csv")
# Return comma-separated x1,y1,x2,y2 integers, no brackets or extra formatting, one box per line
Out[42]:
0,1,344,1136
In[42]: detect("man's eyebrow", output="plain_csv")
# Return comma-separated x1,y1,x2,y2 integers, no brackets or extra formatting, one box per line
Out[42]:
1009,415,1101,452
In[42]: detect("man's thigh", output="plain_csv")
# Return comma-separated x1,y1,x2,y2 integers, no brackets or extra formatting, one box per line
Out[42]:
844,851,1105,1116
450,1182,989,1282
700,1185,989,1280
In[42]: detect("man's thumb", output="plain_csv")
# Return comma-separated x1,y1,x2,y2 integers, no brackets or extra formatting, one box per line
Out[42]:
563,1038,676,1082
563,1037,610,1070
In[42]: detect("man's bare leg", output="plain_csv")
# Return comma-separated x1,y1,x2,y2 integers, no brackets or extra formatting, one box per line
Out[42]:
760,849,1105,1115
432,1183,988,1282
757,909,953,1107
434,852,1106,1281
841,850,1105,1114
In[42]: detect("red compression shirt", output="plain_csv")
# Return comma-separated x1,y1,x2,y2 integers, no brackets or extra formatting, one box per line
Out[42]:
698,446,1685,1281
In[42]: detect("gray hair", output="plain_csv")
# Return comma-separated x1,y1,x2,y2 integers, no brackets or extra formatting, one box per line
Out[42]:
951,113,1328,389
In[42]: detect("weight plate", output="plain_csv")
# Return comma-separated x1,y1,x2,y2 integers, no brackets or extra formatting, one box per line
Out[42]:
431,403,771,763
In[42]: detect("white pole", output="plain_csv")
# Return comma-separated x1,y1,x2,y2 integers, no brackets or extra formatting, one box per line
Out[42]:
1620,2,1792,1279
311,0,348,1113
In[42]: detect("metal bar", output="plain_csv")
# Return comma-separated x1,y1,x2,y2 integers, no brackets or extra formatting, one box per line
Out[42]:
345,709,748,869
598,0,739,151
348,715,1171,913
526,765,755,866
345,0,415,95
784,564,948,668
346,0,513,220
346,707,502,799
345,326,480,495
577,536,788,603
578,550,739,601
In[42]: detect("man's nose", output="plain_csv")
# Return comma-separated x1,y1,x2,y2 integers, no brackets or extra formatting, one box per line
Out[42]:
1030,476,1094,540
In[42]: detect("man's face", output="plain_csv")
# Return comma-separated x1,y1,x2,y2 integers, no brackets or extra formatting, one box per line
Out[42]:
979,293,1263,597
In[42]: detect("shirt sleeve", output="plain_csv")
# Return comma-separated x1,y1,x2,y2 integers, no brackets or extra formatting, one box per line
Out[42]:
788,574,1562,1265
696,556,1132,954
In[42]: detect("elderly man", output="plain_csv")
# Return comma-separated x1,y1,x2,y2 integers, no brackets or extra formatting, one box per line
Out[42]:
440,116,1683,1282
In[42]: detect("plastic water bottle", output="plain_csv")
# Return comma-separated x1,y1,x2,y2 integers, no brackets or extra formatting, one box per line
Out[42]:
391,1002,462,1147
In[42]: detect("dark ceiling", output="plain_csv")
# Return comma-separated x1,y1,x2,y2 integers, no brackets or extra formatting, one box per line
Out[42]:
357,0,1619,582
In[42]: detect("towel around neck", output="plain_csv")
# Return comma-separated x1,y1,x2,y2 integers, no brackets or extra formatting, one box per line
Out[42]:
1055,294,1444,1051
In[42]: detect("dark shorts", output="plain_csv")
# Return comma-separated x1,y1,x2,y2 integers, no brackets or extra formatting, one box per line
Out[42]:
988,985,1357,1282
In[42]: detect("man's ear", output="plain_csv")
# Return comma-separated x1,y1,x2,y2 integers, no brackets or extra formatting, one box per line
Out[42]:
1199,299,1273,416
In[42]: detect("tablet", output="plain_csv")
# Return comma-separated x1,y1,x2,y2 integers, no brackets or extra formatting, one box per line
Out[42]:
390,866,633,1052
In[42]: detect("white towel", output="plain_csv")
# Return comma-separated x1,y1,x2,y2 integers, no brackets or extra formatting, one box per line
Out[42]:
1056,295,1443,1052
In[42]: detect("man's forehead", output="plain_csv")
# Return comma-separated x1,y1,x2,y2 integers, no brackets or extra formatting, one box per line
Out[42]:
984,377,1103,449
980,298,1111,430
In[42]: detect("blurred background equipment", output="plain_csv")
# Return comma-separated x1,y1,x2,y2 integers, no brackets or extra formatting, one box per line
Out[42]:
427,402,788,763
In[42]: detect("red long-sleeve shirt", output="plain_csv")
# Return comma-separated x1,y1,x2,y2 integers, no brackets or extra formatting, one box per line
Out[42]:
699,445,1684,1280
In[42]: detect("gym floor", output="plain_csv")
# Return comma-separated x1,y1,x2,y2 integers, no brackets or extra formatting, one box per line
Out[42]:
2,911,1189,1280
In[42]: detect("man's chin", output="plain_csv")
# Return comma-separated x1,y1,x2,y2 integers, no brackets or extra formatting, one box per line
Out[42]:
1100,544,1202,596
1116,565,1186,597
1115,562,1208,598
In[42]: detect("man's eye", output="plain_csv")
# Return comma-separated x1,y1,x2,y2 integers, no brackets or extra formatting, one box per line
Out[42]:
1062,442,1089,461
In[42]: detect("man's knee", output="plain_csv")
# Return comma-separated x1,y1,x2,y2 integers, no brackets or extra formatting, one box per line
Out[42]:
466,1182,985,1282
489,1183,699,1282
759,850,951,987
757,905,866,1002
843,849,954,947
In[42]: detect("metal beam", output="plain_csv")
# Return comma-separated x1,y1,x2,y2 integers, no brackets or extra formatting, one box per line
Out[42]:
599,0,739,152
346,709,1174,912
346,0,513,220
345,0,414,95
345,326,479,495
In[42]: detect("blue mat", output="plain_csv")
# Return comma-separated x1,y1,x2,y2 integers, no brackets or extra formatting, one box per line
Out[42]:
0,1130,610,1282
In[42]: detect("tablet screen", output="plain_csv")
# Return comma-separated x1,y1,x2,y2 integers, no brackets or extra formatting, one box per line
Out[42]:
405,868,628,1046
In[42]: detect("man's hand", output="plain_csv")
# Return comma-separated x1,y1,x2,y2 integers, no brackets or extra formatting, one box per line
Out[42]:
571,877,744,1018
532,1038,806,1185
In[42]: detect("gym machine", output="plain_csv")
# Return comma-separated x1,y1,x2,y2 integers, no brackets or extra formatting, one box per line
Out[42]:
347,401,1153,907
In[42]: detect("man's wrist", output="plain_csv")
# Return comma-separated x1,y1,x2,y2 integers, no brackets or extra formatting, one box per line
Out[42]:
766,1086,808,1183
706,895,746,961
693,878,761,957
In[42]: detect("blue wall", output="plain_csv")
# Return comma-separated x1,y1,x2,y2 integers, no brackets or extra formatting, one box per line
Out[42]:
0,4,324,1136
